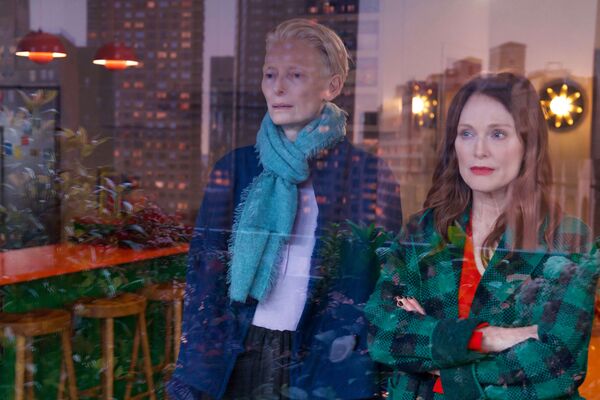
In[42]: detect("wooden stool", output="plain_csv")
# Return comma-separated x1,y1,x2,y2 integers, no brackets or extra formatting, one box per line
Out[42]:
73,293,156,400
0,309,78,400
140,281,185,375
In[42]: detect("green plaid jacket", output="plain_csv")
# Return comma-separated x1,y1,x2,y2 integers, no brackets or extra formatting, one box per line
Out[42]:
365,209,599,400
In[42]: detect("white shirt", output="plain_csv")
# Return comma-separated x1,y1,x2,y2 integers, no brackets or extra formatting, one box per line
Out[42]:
251,180,318,331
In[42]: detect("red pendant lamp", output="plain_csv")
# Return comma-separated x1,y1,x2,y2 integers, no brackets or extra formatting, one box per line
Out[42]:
93,42,139,70
15,30,67,64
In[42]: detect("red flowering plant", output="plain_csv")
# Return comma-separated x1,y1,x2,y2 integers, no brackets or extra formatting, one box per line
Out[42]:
70,195,192,250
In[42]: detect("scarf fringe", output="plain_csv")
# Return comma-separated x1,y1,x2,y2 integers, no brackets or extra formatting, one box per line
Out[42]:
227,173,260,299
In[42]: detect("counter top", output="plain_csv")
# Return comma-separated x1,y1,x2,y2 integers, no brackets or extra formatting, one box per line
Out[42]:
0,243,189,286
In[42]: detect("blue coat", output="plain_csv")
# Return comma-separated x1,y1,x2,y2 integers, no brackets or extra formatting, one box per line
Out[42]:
168,139,402,399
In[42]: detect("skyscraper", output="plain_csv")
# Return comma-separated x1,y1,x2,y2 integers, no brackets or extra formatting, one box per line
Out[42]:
87,0,204,222
233,0,305,149
209,56,234,163
489,41,526,76
233,0,359,149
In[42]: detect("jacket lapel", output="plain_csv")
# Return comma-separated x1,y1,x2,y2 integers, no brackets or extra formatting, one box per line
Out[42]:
470,234,546,317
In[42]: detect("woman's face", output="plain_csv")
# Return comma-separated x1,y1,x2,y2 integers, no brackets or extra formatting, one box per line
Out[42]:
261,39,336,139
455,93,525,199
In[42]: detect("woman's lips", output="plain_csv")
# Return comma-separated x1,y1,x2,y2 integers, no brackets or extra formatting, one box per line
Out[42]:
272,104,293,110
470,166,495,176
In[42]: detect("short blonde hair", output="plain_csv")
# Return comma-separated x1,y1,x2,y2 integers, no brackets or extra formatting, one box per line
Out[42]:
266,18,350,83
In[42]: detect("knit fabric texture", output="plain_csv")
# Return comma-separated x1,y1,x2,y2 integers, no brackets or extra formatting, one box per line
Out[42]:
365,209,598,400
228,102,346,302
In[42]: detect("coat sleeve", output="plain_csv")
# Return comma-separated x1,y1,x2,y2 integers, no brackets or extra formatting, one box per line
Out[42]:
439,250,599,400
365,238,487,374
171,150,256,400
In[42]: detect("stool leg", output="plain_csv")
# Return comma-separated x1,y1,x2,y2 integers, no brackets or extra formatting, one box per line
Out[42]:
173,299,182,364
124,323,140,400
25,337,35,399
163,304,173,369
14,334,26,400
101,318,114,400
57,360,65,400
61,329,79,400
138,312,157,400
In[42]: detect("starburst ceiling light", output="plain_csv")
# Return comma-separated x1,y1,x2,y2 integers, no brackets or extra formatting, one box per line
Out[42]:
15,30,67,64
93,42,139,70
539,81,584,131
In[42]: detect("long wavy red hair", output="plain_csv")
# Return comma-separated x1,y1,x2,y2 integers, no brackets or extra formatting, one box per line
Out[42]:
424,73,560,250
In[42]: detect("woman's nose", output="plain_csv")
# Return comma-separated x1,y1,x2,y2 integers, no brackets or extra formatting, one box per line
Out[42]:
274,76,286,94
474,137,489,158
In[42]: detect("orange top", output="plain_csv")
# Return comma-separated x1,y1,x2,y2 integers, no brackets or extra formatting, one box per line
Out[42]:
0,243,189,286
434,224,486,395
458,224,482,319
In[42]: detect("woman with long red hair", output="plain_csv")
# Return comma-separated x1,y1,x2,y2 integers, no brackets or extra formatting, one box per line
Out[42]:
366,73,598,399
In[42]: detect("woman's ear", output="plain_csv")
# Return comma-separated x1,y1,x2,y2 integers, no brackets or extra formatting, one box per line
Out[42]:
323,74,343,101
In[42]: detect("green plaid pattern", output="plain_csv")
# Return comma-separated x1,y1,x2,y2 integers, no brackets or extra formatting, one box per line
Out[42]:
365,209,599,400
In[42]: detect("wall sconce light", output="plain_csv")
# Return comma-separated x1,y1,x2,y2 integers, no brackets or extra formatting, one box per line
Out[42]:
411,82,437,128
539,80,585,131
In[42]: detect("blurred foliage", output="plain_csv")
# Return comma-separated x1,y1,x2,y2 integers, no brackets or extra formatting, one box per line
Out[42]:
71,202,192,249
0,90,59,249
317,221,394,300
0,89,191,250
0,253,187,399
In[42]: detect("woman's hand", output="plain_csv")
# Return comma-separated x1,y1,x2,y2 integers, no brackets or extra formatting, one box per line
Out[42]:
396,297,439,377
479,325,539,353
395,296,540,354
395,296,426,315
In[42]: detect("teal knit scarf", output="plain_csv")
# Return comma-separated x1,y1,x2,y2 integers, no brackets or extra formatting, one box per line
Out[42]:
228,102,346,302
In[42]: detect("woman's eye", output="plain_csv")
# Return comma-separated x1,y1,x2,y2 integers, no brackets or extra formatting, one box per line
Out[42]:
491,129,506,139
292,72,302,79
459,130,474,138
264,72,274,79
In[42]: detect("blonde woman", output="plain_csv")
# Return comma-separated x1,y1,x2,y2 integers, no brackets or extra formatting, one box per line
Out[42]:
169,19,401,399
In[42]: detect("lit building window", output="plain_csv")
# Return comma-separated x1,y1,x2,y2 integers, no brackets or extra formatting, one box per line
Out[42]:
155,181,164,188
180,92,190,99
147,1,155,8
156,111,167,119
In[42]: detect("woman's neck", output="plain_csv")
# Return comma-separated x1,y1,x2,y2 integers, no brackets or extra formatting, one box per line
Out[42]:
283,126,300,142
470,191,507,272
471,190,506,247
